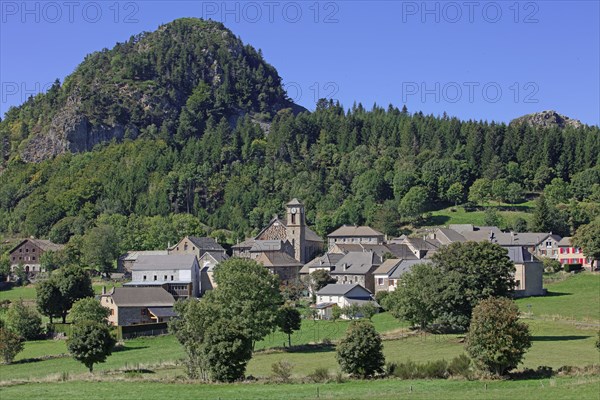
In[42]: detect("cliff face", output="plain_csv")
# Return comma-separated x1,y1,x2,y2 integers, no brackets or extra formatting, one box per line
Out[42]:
510,110,584,129
2,18,300,163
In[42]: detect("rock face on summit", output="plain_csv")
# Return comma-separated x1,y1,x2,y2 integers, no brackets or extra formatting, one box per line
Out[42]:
3,18,302,163
510,110,583,129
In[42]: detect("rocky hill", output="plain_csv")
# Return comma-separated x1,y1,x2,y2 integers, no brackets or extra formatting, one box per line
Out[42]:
0,18,301,163
510,110,584,129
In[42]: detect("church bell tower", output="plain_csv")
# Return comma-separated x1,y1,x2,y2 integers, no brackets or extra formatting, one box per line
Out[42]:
286,198,306,263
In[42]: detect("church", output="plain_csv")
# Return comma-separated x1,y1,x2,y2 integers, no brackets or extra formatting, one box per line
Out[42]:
232,199,324,283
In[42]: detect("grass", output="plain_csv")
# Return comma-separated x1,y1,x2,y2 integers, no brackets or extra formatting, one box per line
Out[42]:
0,281,122,302
1,376,599,400
426,200,536,227
516,272,600,323
0,273,598,399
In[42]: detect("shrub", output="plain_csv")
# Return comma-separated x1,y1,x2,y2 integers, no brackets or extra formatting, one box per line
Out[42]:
336,321,385,378
466,297,531,376
308,367,330,383
6,299,42,340
423,359,449,379
375,291,389,308
0,327,23,364
271,360,294,383
448,354,472,378
563,263,583,273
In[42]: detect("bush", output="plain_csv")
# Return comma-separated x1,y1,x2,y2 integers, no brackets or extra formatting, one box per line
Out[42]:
375,291,389,308
390,359,448,379
6,299,42,340
336,321,385,378
448,354,472,378
541,257,562,273
563,263,583,273
0,327,23,364
308,367,330,383
271,360,294,383
466,297,531,376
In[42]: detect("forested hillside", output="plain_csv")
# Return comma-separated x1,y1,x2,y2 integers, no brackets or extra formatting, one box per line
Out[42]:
0,18,599,254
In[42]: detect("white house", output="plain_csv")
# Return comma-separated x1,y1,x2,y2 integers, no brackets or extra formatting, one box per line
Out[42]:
124,254,200,299
314,283,378,319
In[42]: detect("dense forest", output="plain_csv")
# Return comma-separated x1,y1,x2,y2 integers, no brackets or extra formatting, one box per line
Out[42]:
0,18,599,255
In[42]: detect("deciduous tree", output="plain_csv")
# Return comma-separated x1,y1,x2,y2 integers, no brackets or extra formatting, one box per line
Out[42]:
67,321,115,373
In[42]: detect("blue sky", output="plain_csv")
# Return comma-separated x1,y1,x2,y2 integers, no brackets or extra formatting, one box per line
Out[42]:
1,1,598,125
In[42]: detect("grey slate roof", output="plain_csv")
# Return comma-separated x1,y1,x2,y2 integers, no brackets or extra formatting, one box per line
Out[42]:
119,250,169,262
389,259,430,279
251,240,288,252
148,307,177,318
187,236,226,252
317,283,368,296
331,251,380,275
506,246,538,263
373,259,402,275
104,287,175,307
558,236,573,247
256,251,303,267
328,225,384,237
132,254,197,271
301,253,344,274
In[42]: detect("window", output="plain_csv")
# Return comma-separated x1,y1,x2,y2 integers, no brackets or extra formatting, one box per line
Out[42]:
154,275,157,281
19,249,22,253
545,241,552,247
184,243,188,251
143,275,147,281
390,279,395,286
12,257,15,262
377,278,384,285
110,309,114,316
25,249,29,253
171,275,174,281
164,275,167,281
32,256,35,261
32,248,35,252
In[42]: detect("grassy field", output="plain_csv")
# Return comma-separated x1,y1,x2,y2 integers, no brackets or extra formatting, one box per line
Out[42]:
516,273,600,323
0,281,123,302
426,201,536,227
0,273,598,399
1,376,599,400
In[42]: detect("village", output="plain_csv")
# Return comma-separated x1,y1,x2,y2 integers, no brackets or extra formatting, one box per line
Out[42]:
6,198,596,335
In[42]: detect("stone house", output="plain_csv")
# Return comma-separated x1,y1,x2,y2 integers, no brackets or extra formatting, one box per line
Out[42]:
9,238,64,275
507,246,544,297
197,251,229,292
124,254,200,299
373,258,430,293
168,236,226,259
327,225,384,249
100,287,175,326
329,251,381,293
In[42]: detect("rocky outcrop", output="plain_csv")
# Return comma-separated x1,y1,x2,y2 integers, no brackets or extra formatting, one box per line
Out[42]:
510,110,584,129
